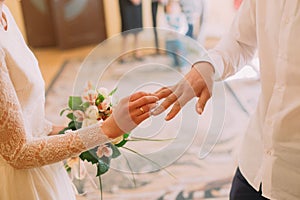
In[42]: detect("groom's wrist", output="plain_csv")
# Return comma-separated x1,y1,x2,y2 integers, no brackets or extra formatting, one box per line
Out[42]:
192,61,215,76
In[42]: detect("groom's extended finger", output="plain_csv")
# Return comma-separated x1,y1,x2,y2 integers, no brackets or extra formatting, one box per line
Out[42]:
164,100,181,121
151,92,178,116
164,95,190,120
154,86,173,100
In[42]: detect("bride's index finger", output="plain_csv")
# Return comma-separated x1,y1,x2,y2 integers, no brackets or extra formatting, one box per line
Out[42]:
129,91,149,102
131,95,159,108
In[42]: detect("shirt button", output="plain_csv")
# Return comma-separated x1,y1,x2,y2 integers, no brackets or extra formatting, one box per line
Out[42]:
278,86,284,91
266,119,272,125
266,149,274,156
285,17,290,24
275,84,285,91
278,53,287,60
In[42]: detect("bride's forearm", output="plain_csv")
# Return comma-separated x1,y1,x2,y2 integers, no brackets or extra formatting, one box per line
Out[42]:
101,116,124,139
48,125,65,136
6,123,109,169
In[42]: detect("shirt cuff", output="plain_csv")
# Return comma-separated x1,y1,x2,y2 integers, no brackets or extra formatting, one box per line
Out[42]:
194,50,225,81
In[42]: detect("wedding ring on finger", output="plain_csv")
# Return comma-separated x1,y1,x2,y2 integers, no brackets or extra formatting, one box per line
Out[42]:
139,107,145,114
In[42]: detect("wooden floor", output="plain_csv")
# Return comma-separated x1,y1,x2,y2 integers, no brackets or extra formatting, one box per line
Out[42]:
32,45,96,89
33,37,219,89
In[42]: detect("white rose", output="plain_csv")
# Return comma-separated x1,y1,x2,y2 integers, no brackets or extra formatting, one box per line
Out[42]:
97,87,109,98
82,118,99,128
82,89,98,104
85,105,99,120
73,110,85,122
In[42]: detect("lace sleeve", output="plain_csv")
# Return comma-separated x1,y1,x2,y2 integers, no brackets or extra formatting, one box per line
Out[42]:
0,50,109,169
44,119,53,136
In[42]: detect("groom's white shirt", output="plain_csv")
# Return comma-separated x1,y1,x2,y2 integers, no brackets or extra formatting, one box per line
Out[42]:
205,0,300,199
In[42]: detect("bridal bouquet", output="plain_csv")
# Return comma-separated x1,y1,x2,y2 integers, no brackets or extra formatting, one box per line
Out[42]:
59,82,173,199
59,82,129,196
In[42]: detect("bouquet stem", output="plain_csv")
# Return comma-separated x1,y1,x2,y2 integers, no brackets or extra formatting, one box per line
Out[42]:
99,175,103,200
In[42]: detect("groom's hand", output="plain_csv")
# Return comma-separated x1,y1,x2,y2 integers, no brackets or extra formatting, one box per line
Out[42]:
152,62,215,120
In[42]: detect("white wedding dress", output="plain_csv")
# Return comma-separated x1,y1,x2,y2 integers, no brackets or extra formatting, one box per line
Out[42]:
0,5,108,200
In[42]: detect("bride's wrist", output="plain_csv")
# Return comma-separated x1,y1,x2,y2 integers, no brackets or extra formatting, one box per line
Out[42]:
100,117,124,139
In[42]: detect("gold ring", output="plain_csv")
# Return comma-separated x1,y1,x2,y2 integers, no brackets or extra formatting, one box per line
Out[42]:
139,107,145,114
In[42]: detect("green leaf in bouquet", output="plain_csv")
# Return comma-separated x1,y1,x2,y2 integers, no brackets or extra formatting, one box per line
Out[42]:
66,113,75,120
67,121,76,130
68,96,83,110
60,108,71,116
74,121,82,130
65,164,72,172
110,144,121,158
79,150,98,164
115,133,130,147
96,158,110,176
109,87,118,96
80,102,90,110
96,94,105,105
58,127,69,135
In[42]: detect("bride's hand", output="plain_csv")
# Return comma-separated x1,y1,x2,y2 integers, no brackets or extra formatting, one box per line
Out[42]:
101,92,158,138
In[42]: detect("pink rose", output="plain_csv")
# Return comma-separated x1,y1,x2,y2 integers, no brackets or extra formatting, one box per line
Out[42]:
96,144,113,158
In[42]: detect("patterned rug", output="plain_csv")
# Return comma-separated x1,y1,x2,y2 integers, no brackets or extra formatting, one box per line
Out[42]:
45,54,260,200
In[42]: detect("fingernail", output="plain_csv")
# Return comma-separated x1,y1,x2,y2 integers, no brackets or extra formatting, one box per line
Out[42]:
197,107,203,114
158,106,165,113
151,107,161,115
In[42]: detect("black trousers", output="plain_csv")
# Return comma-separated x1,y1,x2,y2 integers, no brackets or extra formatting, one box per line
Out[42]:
151,2,159,53
230,168,269,200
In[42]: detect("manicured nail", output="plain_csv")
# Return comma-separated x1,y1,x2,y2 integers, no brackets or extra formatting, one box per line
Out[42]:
152,106,162,115
197,107,203,114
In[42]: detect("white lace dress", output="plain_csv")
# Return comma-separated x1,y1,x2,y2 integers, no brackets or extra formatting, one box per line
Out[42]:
0,5,108,200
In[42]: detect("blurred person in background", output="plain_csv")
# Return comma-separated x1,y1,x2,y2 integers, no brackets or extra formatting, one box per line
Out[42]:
179,0,207,43
163,0,188,70
151,0,171,55
119,0,143,63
